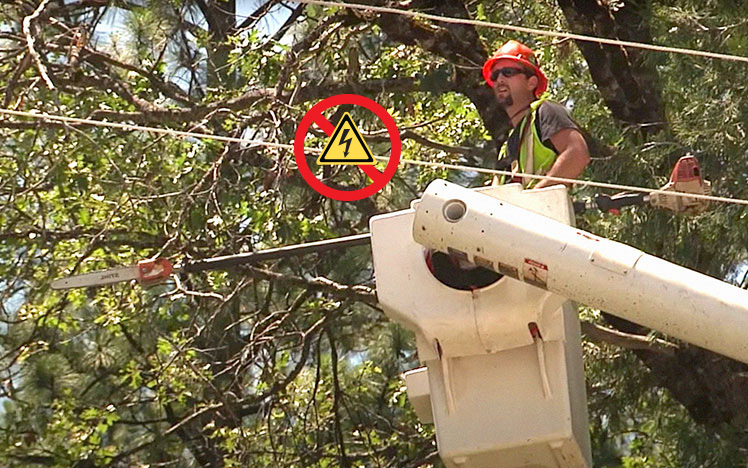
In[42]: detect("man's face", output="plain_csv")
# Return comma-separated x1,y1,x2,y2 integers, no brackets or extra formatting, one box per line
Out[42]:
490,59,538,109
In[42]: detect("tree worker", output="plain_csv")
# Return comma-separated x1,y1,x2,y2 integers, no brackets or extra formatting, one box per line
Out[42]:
427,41,591,289
483,40,590,188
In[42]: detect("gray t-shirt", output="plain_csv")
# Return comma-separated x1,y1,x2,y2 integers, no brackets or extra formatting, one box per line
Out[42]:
498,100,579,168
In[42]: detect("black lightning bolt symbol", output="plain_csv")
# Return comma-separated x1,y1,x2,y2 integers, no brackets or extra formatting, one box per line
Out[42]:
338,129,352,156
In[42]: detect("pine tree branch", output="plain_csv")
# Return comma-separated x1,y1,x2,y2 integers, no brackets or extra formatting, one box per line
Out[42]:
83,78,419,124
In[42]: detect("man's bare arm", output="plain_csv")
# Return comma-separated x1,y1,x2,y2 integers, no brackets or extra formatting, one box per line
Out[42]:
534,128,590,188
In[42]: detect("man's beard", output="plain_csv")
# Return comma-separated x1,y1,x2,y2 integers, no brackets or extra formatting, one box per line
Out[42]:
496,94,513,109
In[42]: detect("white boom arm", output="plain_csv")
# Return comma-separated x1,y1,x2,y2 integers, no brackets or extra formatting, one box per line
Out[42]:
412,180,748,364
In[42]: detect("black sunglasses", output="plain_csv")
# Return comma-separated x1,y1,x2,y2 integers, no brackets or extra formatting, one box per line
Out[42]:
490,67,532,81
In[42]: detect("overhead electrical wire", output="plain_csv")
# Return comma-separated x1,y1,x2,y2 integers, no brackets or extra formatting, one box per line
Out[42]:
293,0,748,64
2,108,747,207
0,109,298,152
379,157,748,206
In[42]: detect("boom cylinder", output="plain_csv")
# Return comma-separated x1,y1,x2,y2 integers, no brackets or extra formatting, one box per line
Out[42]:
412,180,748,364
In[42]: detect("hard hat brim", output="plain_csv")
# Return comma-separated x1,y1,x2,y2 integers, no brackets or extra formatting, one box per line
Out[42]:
482,55,548,98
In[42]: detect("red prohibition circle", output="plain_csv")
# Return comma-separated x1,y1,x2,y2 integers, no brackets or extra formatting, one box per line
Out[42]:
294,94,401,201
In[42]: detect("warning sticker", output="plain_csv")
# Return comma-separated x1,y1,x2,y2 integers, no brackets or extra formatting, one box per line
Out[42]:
317,112,376,165
473,255,494,270
447,247,469,262
497,262,519,280
523,258,548,289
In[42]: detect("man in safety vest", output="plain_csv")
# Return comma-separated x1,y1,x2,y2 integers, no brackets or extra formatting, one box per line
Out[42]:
427,41,591,289
484,40,590,188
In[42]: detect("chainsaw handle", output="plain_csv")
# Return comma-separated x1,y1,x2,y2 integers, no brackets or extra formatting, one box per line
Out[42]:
594,192,648,213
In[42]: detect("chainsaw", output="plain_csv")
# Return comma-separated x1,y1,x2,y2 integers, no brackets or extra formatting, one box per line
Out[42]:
575,155,712,215
49,234,371,290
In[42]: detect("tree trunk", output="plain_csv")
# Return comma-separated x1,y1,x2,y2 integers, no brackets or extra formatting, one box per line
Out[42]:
556,0,666,136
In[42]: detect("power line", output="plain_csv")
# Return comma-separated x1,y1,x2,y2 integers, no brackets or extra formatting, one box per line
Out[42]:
293,0,748,64
0,109,301,152
3,108,747,207
381,157,748,207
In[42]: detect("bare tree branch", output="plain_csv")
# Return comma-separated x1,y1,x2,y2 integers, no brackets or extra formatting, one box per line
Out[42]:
247,266,378,306
22,0,54,89
580,320,678,355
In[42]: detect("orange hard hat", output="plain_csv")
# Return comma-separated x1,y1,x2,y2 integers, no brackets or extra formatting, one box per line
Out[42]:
482,40,548,98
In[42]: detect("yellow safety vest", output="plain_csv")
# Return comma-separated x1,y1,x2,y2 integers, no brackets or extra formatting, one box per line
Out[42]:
496,99,558,189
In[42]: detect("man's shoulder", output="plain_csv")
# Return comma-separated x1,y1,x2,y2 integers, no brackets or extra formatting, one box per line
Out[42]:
534,99,580,143
536,100,572,116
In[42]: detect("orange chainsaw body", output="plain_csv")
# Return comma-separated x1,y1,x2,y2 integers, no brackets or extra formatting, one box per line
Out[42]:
649,155,711,214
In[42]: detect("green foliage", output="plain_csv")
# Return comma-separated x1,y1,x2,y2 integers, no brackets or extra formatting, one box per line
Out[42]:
0,1,746,467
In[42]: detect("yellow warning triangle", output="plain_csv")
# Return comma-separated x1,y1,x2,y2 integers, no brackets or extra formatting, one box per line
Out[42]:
317,113,376,165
